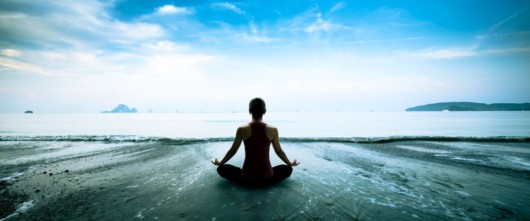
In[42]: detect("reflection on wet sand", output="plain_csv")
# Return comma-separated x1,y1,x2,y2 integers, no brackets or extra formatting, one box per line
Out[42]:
1,140,529,220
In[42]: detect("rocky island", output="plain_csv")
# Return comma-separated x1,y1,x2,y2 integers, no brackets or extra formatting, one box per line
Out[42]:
406,102,530,111
102,104,138,113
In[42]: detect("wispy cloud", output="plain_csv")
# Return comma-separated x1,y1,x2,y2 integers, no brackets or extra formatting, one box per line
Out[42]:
0,1,208,81
1,49,23,57
211,2,245,14
0,1,166,49
0,12,26,19
305,13,333,34
489,6,529,31
238,22,273,43
0,57,50,76
482,47,530,55
155,5,193,15
329,1,347,15
111,22,165,42
348,37,427,44
277,4,358,39
397,46,530,59
239,33,272,43
477,31,530,39
303,12,352,36
402,47,478,59
141,40,187,52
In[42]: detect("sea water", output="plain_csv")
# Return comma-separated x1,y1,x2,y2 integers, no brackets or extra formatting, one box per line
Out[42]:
1,111,529,138
1,112,529,220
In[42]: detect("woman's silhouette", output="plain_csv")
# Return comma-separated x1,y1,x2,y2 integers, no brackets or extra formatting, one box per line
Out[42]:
212,98,299,186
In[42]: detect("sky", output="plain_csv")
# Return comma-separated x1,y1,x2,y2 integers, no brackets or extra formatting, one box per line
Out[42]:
0,0,529,113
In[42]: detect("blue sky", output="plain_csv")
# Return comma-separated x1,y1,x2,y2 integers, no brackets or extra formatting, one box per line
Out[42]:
0,0,529,113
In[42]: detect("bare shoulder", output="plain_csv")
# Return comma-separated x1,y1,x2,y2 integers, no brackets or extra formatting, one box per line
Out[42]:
239,124,251,130
237,124,252,139
265,124,279,140
265,124,278,131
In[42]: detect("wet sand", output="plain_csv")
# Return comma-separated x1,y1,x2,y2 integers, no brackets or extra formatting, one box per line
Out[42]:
1,140,529,220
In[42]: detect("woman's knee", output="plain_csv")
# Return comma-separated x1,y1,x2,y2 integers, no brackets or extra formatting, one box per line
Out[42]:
217,164,241,179
274,165,293,177
285,165,293,176
216,165,225,176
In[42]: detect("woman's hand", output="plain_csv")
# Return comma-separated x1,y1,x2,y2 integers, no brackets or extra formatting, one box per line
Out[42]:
211,158,221,166
290,159,300,167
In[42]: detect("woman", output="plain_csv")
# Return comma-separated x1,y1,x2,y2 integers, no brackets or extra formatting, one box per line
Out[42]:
212,98,299,186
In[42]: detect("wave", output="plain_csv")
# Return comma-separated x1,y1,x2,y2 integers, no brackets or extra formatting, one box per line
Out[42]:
1,135,529,144
0,135,230,144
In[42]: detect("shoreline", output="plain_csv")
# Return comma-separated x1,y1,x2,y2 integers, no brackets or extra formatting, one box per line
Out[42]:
1,135,530,143
1,140,529,220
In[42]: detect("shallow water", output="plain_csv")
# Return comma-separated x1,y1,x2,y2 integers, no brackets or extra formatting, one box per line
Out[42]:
1,139,529,220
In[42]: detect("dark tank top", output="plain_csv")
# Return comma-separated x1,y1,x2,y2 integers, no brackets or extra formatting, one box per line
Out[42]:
241,121,274,178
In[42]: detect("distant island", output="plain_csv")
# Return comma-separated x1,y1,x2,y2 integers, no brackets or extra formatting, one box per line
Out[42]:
102,104,138,113
406,102,530,111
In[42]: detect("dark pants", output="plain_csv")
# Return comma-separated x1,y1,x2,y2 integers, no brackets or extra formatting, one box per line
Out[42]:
217,164,292,187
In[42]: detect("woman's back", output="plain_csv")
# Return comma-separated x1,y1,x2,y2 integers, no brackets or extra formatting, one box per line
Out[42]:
241,121,273,178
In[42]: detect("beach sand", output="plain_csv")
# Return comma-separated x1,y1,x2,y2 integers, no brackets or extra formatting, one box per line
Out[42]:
1,140,529,220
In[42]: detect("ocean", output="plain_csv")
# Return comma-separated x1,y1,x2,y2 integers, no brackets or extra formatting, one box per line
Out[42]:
1,112,529,220
1,111,530,138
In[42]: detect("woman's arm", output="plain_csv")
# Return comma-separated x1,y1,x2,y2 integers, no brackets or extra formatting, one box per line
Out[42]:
212,127,243,166
271,128,300,167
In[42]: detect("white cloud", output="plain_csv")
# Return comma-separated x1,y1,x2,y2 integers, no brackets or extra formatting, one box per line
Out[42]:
398,47,478,59
156,5,193,15
397,46,530,59
305,14,331,34
237,23,273,43
348,37,426,44
483,47,530,55
0,57,50,76
40,51,67,61
329,1,346,14
112,22,165,41
0,12,26,19
304,13,347,35
212,2,245,14
141,41,187,52
1,49,23,57
475,31,530,42
0,1,165,50
239,33,272,43
489,7,527,31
